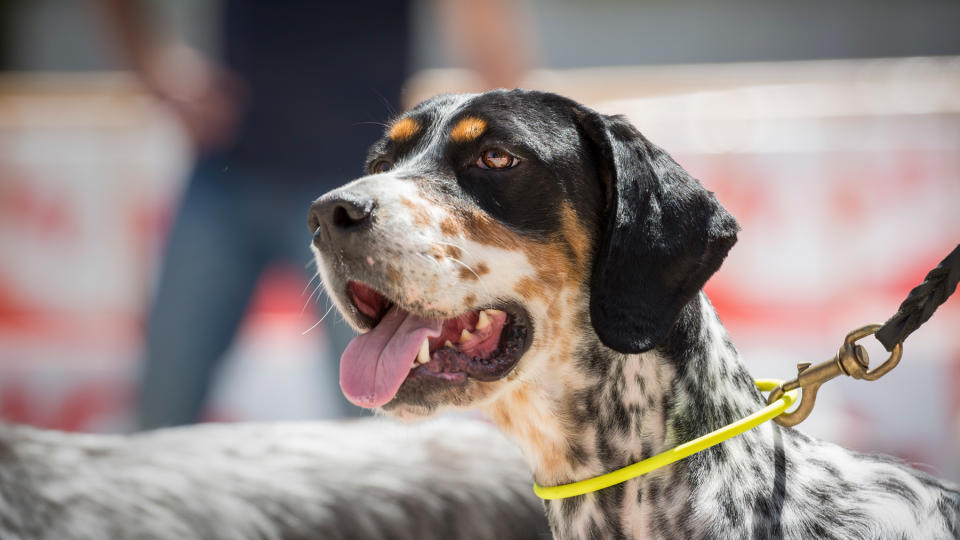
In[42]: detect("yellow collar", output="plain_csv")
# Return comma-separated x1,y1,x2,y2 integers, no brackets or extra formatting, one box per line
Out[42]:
533,379,798,500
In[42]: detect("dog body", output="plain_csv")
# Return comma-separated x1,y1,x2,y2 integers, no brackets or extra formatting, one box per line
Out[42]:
310,89,960,538
0,419,549,539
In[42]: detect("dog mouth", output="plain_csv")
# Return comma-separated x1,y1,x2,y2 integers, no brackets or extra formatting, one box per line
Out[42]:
339,281,531,408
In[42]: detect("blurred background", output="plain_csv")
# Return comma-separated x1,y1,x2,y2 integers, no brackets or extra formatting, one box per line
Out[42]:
1,0,958,481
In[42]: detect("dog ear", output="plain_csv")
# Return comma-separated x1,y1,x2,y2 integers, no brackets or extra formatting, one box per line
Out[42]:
578,111,739,353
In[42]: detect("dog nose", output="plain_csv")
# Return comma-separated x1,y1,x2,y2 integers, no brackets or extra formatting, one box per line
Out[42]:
308,193,377,245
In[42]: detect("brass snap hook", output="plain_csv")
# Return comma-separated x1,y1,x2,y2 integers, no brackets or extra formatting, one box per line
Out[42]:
766,324,903,427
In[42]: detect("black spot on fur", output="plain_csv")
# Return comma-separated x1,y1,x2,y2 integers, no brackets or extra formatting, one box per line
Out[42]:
875,474,921,508
567,439,590,468
648,477,662,501
584,520,604,539
595,485,626,539
941,496,960,537
808,458,841,478
719,488,743,528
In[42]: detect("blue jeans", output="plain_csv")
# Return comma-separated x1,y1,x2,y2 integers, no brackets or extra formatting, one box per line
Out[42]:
137,157,362,429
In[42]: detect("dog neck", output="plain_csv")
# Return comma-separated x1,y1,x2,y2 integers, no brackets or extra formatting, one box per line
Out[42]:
483,293,769,538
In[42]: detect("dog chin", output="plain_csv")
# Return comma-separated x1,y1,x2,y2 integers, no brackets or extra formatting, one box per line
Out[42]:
380,374,514,420
379,402,441,421
381,378,477,418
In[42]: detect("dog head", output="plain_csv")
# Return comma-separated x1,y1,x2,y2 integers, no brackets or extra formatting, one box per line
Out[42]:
308,89,738,418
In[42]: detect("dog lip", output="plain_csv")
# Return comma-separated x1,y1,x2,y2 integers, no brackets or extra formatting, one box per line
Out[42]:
346,280,392,328
343,278,522,334
342,279,409,331
406,301,533,384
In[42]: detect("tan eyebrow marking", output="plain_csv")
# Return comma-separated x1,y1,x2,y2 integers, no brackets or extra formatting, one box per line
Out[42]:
450,116,487,143
388,117,420,142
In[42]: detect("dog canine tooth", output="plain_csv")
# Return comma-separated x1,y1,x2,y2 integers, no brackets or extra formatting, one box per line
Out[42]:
459,329,473,343
444,340,454,348
417,338,430,364
476,310,491,330
484,308,504,317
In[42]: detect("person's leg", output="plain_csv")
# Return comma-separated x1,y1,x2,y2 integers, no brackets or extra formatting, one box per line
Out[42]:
138,162,267,429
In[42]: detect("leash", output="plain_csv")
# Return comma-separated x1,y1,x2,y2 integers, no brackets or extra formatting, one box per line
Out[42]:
533,243,959,500
767,243,960,426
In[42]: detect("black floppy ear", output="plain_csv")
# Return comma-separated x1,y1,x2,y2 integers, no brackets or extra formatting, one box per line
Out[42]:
579,111,739,353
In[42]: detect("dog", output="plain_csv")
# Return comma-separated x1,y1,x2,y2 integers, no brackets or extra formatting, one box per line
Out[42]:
0,418,550,539
309,89,960,539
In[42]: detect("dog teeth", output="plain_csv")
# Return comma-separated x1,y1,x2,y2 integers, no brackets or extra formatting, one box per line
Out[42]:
417,338,431,364
459,329,474,343
444,340,454,348
476,310,491,330
484,308,504,317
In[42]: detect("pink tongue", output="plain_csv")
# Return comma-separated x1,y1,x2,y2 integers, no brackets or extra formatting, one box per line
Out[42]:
340,306,442,408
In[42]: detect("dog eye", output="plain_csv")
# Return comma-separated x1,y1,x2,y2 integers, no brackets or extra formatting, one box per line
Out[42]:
372,160,393,174
477,149,519,170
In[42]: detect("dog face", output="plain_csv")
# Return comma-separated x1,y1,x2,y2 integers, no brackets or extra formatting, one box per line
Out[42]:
308,89,738,418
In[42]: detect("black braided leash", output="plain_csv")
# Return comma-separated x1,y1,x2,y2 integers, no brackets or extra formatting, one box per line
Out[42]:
875,244,960,352
768,243,960,426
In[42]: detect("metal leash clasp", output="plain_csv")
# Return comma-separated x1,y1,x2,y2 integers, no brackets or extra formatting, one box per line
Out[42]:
766,324,904,427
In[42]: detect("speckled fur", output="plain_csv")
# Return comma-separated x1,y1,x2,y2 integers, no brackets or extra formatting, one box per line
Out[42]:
521,294,960,539
0,418,550,540
312,90,960,538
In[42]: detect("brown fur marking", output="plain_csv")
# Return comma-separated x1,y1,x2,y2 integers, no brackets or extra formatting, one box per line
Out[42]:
440,217,462,237
413,211,432,228
450,116,487,143
444,245,463,259
385,265,402,286
388,117,420,142
559,204,591,274
463,212,519,249
485,385,575,482
514,276,548,301
454,261,489,281
401,197,433,227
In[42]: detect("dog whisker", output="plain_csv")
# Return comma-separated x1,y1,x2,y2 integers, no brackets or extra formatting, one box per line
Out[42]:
301,278,326,317
447,257,481,281
435,240,477,261
301,286,320,315
353,120,390,128
300,272,321,298
417,252,442,269
446,256,493,300
302,303,337,335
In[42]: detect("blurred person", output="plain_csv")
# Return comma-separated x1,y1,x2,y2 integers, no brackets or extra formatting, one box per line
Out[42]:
98,0,532,429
